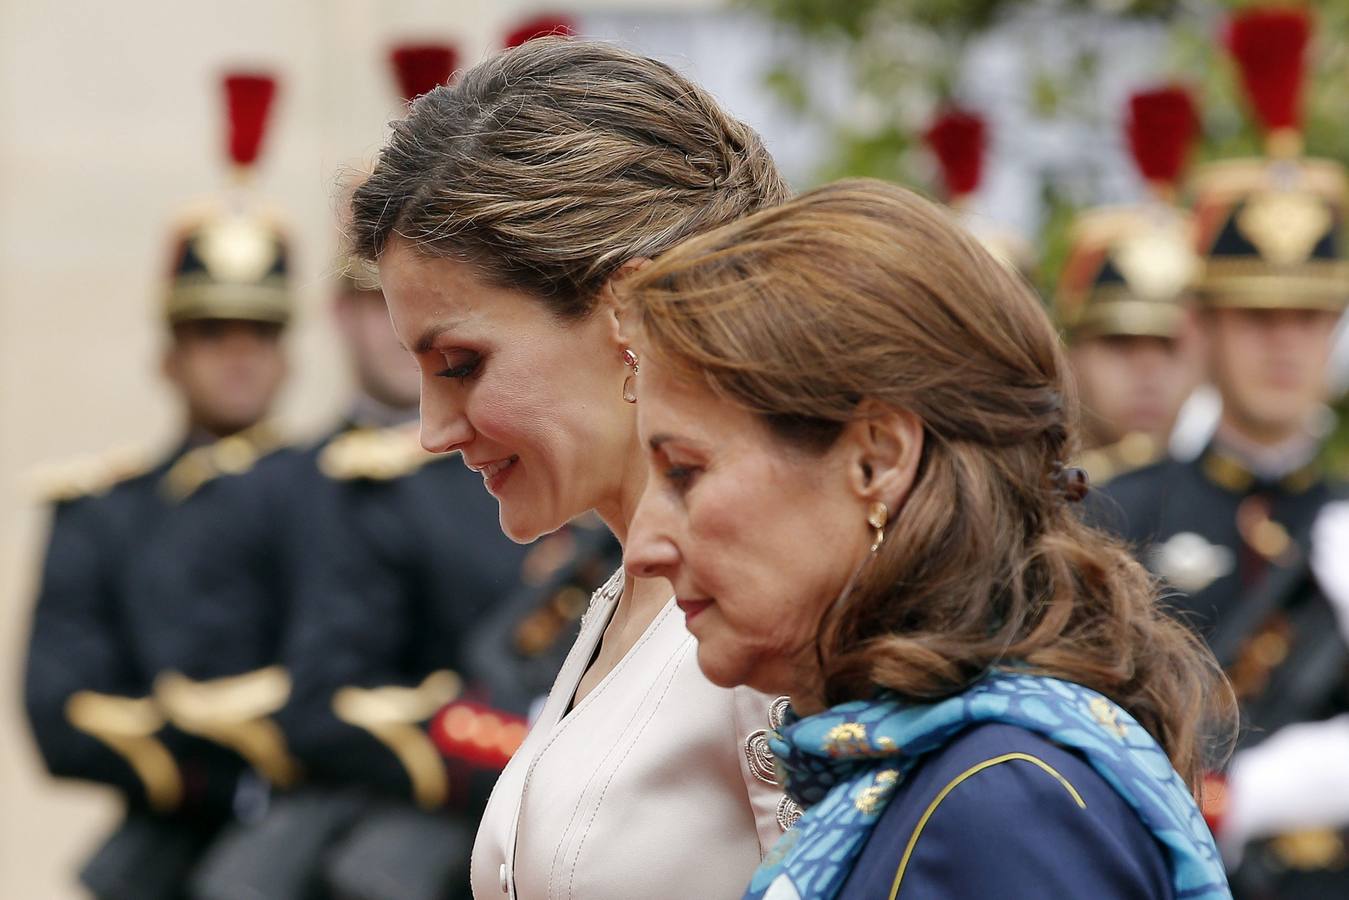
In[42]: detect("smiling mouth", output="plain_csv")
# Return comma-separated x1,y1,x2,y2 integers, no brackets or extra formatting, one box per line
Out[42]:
468,455,519,494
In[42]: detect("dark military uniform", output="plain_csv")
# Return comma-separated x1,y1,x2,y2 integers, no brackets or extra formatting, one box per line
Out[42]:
133,419,531,900
23,69,295,899
23,427,290,900
1095,444,1336,643
123,431,331,795
1094,445,1349,898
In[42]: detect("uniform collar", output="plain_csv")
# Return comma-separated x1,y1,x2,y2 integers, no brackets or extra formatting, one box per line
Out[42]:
1202,428,1323,495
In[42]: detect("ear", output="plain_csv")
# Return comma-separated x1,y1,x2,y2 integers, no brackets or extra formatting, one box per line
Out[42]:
840,401,925,516
602,257,652,350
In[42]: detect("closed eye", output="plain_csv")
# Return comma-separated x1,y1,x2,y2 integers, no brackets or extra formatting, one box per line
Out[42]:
663,465,699,493
435,353,481,383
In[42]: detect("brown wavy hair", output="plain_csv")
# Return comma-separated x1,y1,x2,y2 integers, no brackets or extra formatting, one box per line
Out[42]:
347,37,789,318
626,179,1235,789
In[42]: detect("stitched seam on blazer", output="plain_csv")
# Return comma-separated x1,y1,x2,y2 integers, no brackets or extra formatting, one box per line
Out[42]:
888,751,1086,900
502,583,626,888
528,601,679,898
562,632,693,899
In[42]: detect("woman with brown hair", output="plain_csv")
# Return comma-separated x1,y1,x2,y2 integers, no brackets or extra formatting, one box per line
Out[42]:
623,179,1236,899
348,38,791,900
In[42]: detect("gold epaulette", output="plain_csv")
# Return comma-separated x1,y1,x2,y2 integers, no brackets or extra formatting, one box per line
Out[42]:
155,665,302,788
161,422,288,501
332,670,463,809
318,424,441,482
64,691,183,812
28,447,154,503
1077,432,1162,486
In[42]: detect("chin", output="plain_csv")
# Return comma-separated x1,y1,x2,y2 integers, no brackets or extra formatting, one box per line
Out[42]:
694,644,752,690
499,511,545,544
498,502,566,545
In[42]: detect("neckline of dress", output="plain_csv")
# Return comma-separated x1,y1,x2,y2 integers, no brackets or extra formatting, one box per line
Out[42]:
553,570,678,726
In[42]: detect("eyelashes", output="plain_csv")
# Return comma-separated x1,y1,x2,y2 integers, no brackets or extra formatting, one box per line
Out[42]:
435,353,481,383
663,465,698,493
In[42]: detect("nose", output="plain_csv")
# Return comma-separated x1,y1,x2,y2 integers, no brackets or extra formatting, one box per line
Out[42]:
418,389,474,454
624,490,682,582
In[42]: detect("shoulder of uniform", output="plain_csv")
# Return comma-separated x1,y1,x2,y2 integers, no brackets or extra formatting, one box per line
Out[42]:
1080,432,1166,488
27,446,156,503
161,423,292,501
317,424,440,482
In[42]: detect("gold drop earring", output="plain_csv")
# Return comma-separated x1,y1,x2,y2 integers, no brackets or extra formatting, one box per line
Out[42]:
621,348,639,404
867,501,889,553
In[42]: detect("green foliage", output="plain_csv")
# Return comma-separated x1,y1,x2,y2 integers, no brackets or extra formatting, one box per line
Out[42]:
1322,396,1349,479
748,0,1349,279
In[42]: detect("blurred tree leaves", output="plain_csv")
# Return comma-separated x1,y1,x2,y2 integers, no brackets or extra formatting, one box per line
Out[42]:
747,0,1349,273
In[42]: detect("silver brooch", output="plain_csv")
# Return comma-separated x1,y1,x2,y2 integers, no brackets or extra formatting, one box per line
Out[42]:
747,697,799,830
776,795,802,831
745,729,778,785
768,695,791,731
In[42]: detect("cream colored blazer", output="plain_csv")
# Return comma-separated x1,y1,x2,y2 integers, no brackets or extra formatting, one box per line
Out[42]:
471,571,793,900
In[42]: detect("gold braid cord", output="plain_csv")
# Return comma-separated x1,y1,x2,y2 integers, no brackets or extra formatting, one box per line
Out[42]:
332,670,463,810
155,665,302,789
64,691,184,813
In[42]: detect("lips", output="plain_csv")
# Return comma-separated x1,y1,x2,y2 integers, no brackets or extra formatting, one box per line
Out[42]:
466,455,519,495
676,598,713,624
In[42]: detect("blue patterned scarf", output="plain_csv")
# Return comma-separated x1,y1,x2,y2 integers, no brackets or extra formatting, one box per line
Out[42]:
744,672,1230,900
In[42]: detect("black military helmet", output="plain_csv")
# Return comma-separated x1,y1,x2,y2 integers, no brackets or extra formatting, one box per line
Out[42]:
163,72,293,327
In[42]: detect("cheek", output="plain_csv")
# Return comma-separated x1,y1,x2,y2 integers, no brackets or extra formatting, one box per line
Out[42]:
464,364,561,462
690,476,840,647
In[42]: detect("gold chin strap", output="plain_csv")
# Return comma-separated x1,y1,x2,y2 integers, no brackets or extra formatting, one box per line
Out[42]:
332,670,463,810
65,691,184,813
155,665,302,789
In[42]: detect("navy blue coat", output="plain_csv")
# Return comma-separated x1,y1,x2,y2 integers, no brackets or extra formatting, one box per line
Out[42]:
837,723,1174,899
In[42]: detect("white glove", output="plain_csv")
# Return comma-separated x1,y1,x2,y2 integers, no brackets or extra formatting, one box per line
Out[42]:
1222,716,1349,864
1312,501,1349,644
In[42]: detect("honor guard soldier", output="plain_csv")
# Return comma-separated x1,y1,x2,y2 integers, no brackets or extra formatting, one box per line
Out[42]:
22,72,294,900
1092,8,1349,896
1058,86,1203,484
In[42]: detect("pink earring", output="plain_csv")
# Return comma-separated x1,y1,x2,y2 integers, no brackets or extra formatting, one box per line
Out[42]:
621,349,639,404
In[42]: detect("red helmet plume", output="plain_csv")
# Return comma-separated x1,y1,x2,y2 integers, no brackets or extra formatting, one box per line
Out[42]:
222,72,277,168
924,108,986,199
1126,85,1198,187
389,43,458,101
504,14,576,49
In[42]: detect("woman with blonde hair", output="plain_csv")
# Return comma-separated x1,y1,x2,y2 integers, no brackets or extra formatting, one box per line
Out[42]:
623,179,1236,899
348,38,791,900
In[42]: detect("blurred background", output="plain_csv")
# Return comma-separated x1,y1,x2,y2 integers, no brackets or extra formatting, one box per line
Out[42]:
3,0,1347,897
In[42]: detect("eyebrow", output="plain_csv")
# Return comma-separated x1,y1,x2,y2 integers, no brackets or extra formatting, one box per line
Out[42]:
649,434,688,453
404,320,464,355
